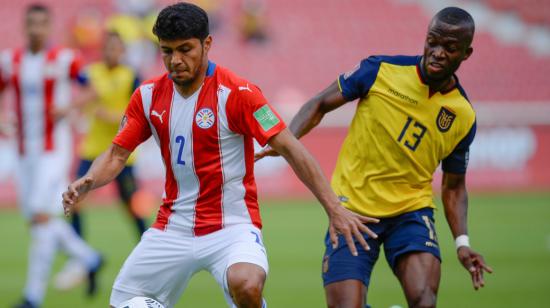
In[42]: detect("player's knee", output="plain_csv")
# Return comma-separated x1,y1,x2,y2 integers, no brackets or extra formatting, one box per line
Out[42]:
231,282,263,307
409,288,437,308
227,265,265,307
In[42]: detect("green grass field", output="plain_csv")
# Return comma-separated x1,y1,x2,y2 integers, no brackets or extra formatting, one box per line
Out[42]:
1,193,549,307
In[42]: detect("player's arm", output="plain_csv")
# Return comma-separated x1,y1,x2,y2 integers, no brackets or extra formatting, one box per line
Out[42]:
62,144,130,215
441,122,493,289
268,129,379,256
255,81,346,160
63,85,151,215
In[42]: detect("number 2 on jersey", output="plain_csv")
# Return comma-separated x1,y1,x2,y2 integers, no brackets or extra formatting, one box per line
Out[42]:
175,135,185,165
397,116,427,151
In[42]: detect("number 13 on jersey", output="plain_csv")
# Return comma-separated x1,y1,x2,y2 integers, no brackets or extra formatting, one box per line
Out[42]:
397,116,427,151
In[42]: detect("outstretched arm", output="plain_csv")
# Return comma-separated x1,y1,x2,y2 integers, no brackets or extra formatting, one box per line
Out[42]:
62,144,131,215
255,81,347,160
268,129,379,256
442,172,493,290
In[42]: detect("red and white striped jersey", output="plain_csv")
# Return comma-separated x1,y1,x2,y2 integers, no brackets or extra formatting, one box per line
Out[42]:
113,62,286,236
0,47,83,157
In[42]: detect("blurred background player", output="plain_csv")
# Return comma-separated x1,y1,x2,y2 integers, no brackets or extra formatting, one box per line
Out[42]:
257,7,493,308
54,30,145,291
62,3,377,307
0,4,103,308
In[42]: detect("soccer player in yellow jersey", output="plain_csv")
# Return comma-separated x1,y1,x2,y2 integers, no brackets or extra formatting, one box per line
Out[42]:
257,7,492,308
71,31,146,238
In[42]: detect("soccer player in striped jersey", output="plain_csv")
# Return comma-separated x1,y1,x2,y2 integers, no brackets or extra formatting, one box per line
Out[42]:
0,4,103,308
62,3,377,308
257,7,493,308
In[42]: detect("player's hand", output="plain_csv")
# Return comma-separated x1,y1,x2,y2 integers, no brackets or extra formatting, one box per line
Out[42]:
457,246,493,290
254,146,280,161
51,106,71,121
328,205,379,256
62,177,95,216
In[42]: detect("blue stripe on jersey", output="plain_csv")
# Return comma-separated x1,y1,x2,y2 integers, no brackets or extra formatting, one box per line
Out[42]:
442,121,476,174
338,55,421,101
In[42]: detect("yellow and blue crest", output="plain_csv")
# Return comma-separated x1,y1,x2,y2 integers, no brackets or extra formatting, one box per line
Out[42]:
436,107,456,132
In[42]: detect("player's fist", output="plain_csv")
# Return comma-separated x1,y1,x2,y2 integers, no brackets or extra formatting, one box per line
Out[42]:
457,246,493,290
62,177,95,216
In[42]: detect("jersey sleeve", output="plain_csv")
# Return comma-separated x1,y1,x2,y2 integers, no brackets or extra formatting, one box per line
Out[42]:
225,84,286,146
75,65,90,86
112,88,152,151
69,51,87,85
442,121,476,174
337,56,382,101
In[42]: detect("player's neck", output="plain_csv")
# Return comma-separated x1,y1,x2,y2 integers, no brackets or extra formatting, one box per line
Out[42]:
173,61,208,98
428,76,456,94
28,43,45,54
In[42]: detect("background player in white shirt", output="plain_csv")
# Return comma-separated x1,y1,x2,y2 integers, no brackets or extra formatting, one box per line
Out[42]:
0,4,103,308
62,3,378,308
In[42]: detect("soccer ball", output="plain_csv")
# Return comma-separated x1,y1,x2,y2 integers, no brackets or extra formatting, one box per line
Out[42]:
117,297,165,308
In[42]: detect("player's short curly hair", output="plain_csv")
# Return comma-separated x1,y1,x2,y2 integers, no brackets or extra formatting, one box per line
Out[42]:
153,2,209,42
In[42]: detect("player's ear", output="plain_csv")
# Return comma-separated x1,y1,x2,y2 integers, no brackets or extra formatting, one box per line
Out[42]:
202,35,212,54
463,46,473,61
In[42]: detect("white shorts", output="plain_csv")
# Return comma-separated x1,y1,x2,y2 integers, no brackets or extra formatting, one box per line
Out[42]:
16,152,69,220
110,224,269,308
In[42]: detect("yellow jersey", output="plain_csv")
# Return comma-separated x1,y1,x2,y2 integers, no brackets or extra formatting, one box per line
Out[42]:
333,55,476,218
80,62,139,164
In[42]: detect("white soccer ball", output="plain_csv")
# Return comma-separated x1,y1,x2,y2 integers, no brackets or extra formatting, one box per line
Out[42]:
117,297,165,308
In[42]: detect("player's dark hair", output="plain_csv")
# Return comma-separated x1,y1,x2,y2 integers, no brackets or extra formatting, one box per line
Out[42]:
434,7,475,44
153,2,209,42
26,3,50,16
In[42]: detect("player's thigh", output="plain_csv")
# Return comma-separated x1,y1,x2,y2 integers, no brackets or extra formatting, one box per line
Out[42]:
22,153,68,218
204,224,268,306
322,229,382,307
325,279,366,308
110,228,198,308
394,252,440,306
383,208,441,303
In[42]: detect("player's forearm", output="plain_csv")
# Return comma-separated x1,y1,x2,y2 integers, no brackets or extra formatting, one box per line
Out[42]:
84,145,129,189
289,81,346,139
288,98,326,139
279,141,340,214
442,174,469,238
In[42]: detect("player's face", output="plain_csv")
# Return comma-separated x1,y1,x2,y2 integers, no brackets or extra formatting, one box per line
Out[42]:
103,35,125,67
422,19,473,81
25,11,50,50
159,36,212,87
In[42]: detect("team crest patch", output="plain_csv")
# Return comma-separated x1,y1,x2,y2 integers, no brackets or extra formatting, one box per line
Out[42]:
322,255,329,273
195,108,215,129
436,107,456,132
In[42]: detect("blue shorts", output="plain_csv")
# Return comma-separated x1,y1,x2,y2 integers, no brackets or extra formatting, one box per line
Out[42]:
322,207,441,287
77,159,137,203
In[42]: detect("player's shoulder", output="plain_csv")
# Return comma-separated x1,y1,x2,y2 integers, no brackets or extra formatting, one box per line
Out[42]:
137,73,171,91
445,81,476,125
363,54,421,67
215,64,260,94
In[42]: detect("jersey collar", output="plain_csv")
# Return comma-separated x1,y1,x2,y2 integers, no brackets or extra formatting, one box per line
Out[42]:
416,57,459,97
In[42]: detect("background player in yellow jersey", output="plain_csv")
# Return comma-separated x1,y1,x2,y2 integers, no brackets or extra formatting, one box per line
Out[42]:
257,7,492,308
54,31,145,289
72,31,145,239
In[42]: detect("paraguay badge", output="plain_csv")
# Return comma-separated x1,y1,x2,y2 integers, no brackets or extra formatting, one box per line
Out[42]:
436,107,456,132
195,108,215,129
